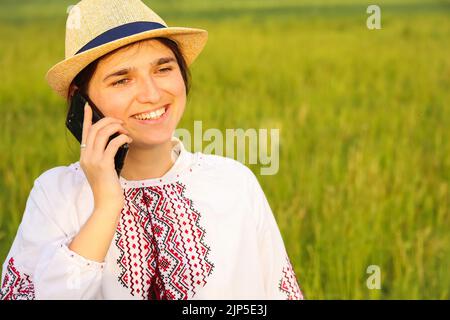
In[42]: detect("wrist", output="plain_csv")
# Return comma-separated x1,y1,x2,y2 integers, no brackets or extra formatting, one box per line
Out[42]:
92,206,123,219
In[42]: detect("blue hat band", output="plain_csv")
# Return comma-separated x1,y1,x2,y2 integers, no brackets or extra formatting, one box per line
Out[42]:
76,21,166,55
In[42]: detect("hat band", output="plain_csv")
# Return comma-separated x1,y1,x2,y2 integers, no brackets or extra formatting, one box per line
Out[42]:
75,21,166,55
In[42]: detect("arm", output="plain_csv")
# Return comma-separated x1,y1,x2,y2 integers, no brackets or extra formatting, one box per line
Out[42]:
1,178,107,300
249,171,304,300
68,207,121,263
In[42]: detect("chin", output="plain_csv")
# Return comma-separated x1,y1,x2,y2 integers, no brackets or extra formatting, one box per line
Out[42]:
133,132,173,147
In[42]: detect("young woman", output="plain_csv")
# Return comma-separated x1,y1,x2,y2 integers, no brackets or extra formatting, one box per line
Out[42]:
1,0,304,300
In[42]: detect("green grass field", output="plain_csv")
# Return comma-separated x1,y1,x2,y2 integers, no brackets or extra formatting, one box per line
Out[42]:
0,0,449,299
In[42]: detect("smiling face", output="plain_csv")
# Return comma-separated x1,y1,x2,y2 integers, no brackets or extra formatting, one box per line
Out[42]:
86,39,187,147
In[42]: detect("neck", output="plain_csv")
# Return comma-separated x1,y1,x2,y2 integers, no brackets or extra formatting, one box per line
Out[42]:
119,139,175,181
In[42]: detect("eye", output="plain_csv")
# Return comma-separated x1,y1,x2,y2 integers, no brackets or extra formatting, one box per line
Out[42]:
158,67,173,73
112,79,129,87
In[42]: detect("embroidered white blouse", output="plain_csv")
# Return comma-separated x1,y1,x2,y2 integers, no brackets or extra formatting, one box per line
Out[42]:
1,136,304,300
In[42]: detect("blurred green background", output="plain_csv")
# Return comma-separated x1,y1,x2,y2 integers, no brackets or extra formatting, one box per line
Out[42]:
0,0,449,299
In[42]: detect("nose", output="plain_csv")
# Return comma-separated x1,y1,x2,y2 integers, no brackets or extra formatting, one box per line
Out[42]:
135,74,161,104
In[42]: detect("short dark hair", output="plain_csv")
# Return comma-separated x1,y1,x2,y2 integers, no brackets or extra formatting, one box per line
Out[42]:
66,37,191,108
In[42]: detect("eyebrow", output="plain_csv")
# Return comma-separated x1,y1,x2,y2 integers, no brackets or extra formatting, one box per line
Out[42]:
102,56,176,82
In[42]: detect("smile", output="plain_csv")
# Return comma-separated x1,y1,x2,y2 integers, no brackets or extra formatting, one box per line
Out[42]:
132,105,168,120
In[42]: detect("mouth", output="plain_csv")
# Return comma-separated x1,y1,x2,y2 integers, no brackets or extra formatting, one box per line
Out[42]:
131,104,170,122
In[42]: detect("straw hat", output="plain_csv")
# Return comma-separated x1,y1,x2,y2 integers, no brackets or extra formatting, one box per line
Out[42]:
46,0,208,98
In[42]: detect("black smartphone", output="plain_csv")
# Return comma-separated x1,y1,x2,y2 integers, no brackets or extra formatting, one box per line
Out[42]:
66,91,129,177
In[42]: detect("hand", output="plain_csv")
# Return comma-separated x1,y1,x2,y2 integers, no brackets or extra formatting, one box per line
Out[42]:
79,102,132,214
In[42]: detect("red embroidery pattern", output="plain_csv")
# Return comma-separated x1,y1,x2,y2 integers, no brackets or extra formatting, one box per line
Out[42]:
278,255,304,300
115,182,214,299
0,257,35,300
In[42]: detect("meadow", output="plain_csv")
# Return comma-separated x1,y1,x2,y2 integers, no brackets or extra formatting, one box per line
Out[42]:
0,0,449,299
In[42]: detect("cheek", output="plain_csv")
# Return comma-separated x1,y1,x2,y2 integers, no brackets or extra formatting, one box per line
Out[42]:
163,72,186,98
174,76,187,96
174,85,186,121
164,74,186,119
95,91,131,119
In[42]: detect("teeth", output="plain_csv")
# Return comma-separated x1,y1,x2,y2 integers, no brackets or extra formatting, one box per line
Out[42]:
133,106,166,120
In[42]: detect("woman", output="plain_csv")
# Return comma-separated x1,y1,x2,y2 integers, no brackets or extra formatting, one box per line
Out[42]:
1,0,303,300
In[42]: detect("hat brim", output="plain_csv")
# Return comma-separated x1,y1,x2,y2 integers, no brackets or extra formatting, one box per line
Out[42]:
46,27,208,98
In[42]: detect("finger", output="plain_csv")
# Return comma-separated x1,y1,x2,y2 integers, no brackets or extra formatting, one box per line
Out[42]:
103,134,132,160
92,123,130,155
81,102,92,144
85,117,124,156
81,102,92,157
92,116,124,129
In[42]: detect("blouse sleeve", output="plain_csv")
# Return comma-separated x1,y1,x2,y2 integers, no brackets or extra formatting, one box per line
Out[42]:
0,175,105,300
248,170,305,300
